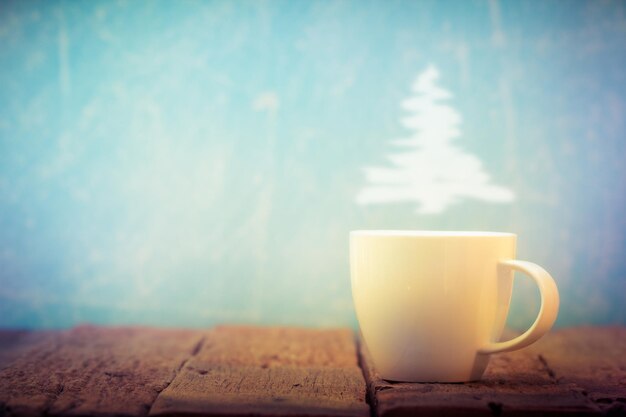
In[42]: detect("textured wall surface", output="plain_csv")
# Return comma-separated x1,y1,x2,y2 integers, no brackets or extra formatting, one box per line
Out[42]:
1,0,625,329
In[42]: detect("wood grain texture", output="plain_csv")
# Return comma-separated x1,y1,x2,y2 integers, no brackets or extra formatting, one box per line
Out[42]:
0,325,204,417
149,325,369,417
359,328,608,416
533,326,626,415
0,330,54,369
1,326,623,417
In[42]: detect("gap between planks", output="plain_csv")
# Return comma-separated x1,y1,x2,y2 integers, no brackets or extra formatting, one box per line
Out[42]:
147,335,207,415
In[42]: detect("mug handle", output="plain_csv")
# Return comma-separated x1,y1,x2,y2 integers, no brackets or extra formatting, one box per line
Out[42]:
478,259,559,354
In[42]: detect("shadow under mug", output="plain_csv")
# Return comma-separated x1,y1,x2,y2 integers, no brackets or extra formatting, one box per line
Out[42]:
350,230,559,383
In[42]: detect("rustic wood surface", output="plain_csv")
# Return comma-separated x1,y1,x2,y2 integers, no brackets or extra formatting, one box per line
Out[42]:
149,325,369,417
533,326,626,415
0,326,624,417
0,325,204,417
359,327,625,417
359,339,593,416
0,330,53,369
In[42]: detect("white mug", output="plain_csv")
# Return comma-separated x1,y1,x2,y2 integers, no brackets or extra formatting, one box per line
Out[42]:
350,230,559,382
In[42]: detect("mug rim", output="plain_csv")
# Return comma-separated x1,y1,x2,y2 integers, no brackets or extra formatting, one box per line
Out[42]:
350,230,516,238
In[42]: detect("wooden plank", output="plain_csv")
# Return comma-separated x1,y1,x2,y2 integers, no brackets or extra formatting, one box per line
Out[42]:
533,326,626,415
0,330,54,368
360,329,599,416
149,325,369,417
2,325,622,417
0,325,204,417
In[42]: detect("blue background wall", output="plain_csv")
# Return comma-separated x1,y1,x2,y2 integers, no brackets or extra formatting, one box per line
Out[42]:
1,0,625,329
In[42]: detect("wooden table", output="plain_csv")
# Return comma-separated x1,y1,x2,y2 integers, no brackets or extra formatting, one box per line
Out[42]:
0,325,624,416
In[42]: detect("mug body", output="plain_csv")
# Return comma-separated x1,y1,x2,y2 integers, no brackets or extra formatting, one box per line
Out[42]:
350,230,516,382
